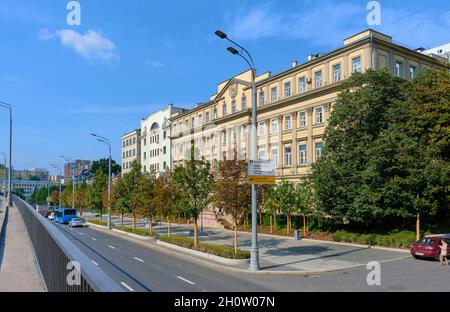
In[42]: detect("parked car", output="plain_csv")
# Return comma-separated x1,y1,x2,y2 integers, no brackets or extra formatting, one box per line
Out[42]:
410,235,450,260
69,218,86,228
39,209,50,219
48,212,55,221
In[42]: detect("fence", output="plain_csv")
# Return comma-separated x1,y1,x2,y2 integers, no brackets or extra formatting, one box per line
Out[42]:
13,195,124,292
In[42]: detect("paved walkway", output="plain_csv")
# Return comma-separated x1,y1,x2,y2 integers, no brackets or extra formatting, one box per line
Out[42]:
0,203,45,292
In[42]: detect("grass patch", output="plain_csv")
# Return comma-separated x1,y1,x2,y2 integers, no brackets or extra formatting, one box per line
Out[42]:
114,225,159,238
88,219,107,227
332,230,416,248
159,235,250,259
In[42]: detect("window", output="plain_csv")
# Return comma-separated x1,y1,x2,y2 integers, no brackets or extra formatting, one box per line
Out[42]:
395,61,403,77
258,149,266,160
198,114,202,125
409,66,417,79
163,162,167,170
213,106,218,120
316,107,323,124
284,82,291,97
352,56,361,73
300,112,306,128
271,87,277,102
191,117,195,128
163,146,167,154
285,115,292,130
232,100,237,113
144,139,147,146
205,111,210,123
271,149,278,167
315,142,324,160
222,103,227,117
299,145,307,165
242,96,247,111
285,147,292,166
271,119,278,133
259,91,265,106
299,77,306,93
258,122,266,136
315,71,323,88
163,131,167,139
333,64,341,82
144,152,147,161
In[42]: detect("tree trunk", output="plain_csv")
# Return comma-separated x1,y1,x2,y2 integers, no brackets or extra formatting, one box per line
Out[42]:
286,215,289,236
149,215,153,235
168,216,172,238
234,220,238,255
273,212,277,233
269,215,273,234
193,218,199,248
121,213,124,227
303,214,306,237
416,213,420,242
133,212,136,230
259,213,262,227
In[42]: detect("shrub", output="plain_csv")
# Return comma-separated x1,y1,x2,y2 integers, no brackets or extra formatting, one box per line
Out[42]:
114,225,159,238
88,219,107,226
332,230,416,248
159,236,250,259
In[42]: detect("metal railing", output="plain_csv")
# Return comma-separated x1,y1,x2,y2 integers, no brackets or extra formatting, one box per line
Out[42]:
13,195,124,292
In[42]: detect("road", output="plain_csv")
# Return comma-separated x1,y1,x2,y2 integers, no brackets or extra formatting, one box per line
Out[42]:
52,221,450,292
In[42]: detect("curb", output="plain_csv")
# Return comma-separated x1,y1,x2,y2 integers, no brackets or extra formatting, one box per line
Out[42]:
0,204,8,237
156,239,249,266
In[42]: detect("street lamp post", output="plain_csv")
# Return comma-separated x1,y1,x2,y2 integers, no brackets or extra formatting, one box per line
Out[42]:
215,30,259,271
61,156,76,210
91,133,112,230
50,164,62,208
0,102,12,207
0,152,6,203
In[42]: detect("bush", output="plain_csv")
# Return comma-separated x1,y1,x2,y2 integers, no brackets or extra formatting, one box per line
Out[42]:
332,230,416,248
159,236,250,259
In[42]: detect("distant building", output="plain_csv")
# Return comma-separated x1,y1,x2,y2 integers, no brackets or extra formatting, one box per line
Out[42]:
421,43,450,62
0,179,52,198
120,129,141,175
140,104,187,175
14,168,49,181
49,175,63,183
64,160,92,182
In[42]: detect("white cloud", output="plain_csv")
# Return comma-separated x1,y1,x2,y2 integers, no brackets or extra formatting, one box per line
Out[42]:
145,60,164,68
225,1,450,48
39,28,119,62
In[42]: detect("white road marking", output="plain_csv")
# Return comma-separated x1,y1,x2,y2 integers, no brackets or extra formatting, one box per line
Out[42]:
91,238,97,241
177,276,195,285
134,257,144,263
121,282,134,292
108,245,116,250
79,232,84,235
91,260,98,266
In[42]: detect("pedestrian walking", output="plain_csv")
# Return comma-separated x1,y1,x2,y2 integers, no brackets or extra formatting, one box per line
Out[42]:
439,239,448,267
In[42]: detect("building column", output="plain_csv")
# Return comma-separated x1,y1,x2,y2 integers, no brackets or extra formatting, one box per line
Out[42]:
217,129,223,161
324,103,332,127
236,125,242,160
265,120,270,160
226,127,232,160
291,112,298,174
307,107,314,165
277,115,283,174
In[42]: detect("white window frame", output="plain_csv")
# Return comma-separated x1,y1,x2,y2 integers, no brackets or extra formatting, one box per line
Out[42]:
315,107,323,124
285,147,292,166
299,77,306,93
300,111,306,128
352,56,362,73
284,82,291,98
271,87,277,102
315,71,323,88
299,144,307,165
333,64,341,82
285,115,292,130
271,118,278,134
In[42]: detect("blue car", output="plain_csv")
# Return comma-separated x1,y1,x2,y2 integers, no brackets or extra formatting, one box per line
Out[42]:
53,208,77,224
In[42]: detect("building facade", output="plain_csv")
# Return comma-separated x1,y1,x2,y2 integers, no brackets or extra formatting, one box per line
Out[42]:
64,160,91,182
121,129,141,174
0,180,52,198
140,104,187,174
13,168,49,181
171,29,446,182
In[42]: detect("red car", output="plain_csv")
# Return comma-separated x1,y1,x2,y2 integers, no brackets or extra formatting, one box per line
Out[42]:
410,235,450,260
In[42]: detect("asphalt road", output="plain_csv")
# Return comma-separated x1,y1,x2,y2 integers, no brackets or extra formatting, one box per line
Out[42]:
52,222,450,292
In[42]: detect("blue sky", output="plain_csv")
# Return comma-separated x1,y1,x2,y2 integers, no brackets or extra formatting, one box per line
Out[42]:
0,0,448,174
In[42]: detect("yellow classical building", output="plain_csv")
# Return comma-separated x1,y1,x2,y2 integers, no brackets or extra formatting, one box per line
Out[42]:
170,29,446,182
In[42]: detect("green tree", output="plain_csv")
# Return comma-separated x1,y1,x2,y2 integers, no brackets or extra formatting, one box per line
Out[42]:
153,172,180,237
214,159,251,254
173,141,214,248
91,158,121,176
61,181,74,208
87,170,108,217
75,182,88,216
263,187,278,233
295,181,315,236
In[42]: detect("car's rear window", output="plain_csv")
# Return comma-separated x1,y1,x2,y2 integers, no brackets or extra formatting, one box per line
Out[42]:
418,238,436,244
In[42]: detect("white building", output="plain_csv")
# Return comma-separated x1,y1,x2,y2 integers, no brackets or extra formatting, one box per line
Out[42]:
140,104,187,174
421,43,450,61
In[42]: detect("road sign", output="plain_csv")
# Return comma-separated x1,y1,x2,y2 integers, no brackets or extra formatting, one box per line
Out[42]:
248,160,276,185
248,176,276,185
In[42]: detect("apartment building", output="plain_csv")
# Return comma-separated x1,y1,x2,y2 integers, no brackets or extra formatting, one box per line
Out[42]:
121,129,141,174
171,29,446,182
140,104,187,174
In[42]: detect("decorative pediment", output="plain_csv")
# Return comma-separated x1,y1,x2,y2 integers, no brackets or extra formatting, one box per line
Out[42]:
214,78,251,102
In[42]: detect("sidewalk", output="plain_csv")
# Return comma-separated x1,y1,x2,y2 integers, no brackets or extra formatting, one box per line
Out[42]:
0,203,45,292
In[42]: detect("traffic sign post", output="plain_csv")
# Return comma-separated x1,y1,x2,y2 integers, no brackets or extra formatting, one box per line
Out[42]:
248,160,276,185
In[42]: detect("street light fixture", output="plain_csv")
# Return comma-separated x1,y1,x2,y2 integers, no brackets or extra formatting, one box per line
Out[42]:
50,164,62,208
0,101,12,207
60,156,76,210
215,30,260,271
91,133,112,230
